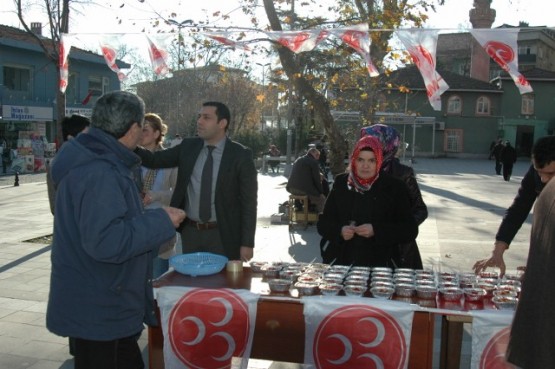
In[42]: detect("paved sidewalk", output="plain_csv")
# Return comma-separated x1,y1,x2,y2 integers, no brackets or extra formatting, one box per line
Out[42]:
0,158,533,368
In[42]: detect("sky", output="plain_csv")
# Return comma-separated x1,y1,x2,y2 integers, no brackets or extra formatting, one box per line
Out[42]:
1,0,554,35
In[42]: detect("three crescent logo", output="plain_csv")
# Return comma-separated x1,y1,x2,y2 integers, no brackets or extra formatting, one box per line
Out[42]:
168,289,250,369
479,327,517,369
313,305,407,369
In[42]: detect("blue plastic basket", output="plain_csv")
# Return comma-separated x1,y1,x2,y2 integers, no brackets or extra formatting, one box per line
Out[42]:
170,252,228,277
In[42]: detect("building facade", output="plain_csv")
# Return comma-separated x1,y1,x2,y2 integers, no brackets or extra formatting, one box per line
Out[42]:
0,23,126,173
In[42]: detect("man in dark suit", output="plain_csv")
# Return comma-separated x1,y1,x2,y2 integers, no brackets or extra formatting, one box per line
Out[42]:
286,147,326,212
136,101,257,262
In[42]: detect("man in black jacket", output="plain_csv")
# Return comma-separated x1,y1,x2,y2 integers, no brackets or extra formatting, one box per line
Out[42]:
501,141,517,181
136,101,258,262
474,135,555,276
286,147,326,212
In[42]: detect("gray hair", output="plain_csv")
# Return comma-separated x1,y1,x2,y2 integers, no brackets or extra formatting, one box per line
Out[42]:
91,91,145,139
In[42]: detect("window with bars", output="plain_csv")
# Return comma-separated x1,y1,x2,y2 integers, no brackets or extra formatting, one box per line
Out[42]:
444,129,463,153
476,96,491,115
521,94,535,115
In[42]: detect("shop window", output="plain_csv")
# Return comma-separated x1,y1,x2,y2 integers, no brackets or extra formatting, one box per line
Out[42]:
444,129,463,153
521,94,534,115
476,96,491,115
3,65,31,92
447,95,462,115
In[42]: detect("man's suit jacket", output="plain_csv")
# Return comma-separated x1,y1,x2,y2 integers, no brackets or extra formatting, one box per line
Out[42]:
136,137,258,260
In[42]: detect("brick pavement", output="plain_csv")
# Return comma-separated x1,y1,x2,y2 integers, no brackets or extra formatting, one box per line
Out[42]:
0,158,533,368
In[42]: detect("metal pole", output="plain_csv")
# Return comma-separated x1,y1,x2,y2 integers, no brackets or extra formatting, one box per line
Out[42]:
284,129,293,178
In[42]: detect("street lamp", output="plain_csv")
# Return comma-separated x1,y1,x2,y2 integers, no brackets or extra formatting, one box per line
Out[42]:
256,62,271,130
168,19,194,70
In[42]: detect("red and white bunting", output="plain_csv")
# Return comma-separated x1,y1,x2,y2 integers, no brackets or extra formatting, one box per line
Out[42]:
59,34,77,93
156,286,259,369
303,296,415,369
204,32,252,51
330,25,379,77
266,29,329,53
98,36,127,82
470,311,517,369
470,29,533,95
146,35,170,76
396,29,449,111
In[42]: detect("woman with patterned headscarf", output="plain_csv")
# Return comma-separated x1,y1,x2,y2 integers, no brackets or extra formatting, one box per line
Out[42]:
361,124,428,269
317,135,418,267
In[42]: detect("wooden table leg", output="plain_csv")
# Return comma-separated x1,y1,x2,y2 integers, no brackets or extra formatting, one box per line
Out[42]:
439,316,464,369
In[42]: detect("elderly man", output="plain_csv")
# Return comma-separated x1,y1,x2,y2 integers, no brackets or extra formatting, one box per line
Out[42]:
47,91,186,369
286,147,326,212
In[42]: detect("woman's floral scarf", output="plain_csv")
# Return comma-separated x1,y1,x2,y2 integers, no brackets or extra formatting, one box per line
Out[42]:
361,124,400,173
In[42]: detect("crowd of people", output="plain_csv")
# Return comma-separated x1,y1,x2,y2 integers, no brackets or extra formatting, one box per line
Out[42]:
45,89,555,369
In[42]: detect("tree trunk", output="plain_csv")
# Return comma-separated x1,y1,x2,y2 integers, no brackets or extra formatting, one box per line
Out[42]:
262,0,348,176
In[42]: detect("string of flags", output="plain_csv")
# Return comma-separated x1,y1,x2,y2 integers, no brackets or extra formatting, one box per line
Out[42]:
60,25,546,110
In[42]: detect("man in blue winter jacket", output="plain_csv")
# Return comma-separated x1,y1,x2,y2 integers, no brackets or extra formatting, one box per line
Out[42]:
46,91,186,369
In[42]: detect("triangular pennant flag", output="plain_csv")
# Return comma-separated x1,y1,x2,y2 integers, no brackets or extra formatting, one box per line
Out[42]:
146,35,170,76
331,24,379,77
266,29,328,53
156,286,259,369
396,29,449,111
204,31,252,51
470,29,533,95
98,35,127,82
59,34,77,93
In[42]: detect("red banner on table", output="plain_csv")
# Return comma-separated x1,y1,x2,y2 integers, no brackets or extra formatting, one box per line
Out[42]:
303,296,415,369
156,286,259,369
471,310,517,369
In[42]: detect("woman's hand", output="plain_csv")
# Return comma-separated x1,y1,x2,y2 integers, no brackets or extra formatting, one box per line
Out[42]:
354,223,374,238
341,224,356,241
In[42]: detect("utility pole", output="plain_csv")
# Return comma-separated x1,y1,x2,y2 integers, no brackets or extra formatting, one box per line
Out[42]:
256,62,271,131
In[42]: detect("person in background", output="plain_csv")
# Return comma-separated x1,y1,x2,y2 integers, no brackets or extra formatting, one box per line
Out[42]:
267,144,281,173
45,114,91,356
501,141,517,181
286,147,326,212
473,135,555,276
317,135,418,267
47,114,90,215
47,91,186,369
136,101,257,262
506,159,555,369
140,113,178,278
492,139,504,175
361,124,428,269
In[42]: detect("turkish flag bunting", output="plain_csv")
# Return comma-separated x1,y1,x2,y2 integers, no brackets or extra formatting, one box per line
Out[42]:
396,29,449,111
470,29,533,95
470,310,517,369
59,34,76,93
330,25,379,77
156,286,259,369
205,32,252,51
303,296,415,369
266,29,329,53
146,35,170,76
98,35,127,82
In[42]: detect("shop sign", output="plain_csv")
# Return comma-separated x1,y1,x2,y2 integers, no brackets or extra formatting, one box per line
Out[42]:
65,107,92,118
2,105,53,121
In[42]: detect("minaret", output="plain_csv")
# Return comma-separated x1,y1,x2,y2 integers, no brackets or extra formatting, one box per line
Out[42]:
469,0,496,82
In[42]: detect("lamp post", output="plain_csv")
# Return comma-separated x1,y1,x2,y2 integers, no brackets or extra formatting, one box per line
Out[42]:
168,19,194,70
256,62,270,131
